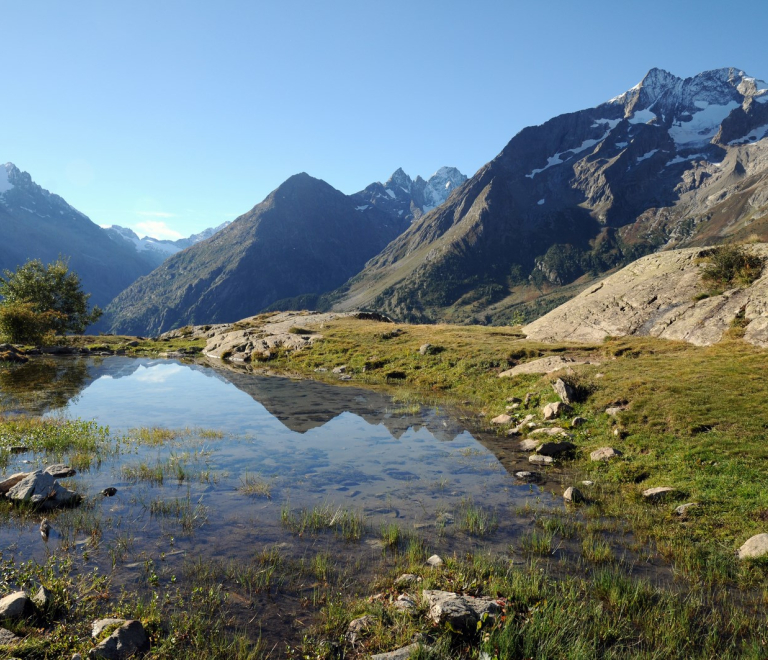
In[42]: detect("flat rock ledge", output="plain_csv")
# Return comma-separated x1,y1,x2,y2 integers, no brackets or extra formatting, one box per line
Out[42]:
738,534,768,560
499,355,597,378
422,590,501,631
203,311,388,362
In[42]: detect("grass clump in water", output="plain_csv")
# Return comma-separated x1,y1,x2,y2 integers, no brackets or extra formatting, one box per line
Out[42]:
280,501,366,541
238,471,273,498
456,497,498,537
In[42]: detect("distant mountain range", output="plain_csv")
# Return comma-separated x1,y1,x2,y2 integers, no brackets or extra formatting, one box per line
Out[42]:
328,67,768,324
103,222,231,267
0,163,156,307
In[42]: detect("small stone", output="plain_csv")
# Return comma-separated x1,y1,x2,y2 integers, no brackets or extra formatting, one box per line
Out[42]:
563,487,584,503
89,620,148,659
571,416,587,427
675,502,699,516
372,644,425,660
31,585,53,610
529,454,554,465
581,480,595,486
332,365,347,374
506,403,520,411
514,471,541,483
518,439,539,451
590,447,623,462
738,534,768,560
491,414,512,425
395,573,418,586
529,427,571,438
536,441,576,457
542,401,571,420
0,627,21,645
346,615,373,642
524,393,534,406
426,554,443,567
419,343,436,355
44,464,76,478
394,594,416,610
101,487,118,497
642,486,678,503
552,378,575,405
605,406,627,416
0,591,33,620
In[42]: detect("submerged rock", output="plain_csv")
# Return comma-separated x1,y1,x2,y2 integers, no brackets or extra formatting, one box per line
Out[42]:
529,454,554,465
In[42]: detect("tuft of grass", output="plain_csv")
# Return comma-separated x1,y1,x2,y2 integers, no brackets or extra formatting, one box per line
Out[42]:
519,530,555,556
699,243,764,290
238,472,273,498
456,497,498,537
280,502,366,541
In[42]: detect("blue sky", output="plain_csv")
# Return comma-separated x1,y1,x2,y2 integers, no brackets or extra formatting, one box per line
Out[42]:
1,0,766,238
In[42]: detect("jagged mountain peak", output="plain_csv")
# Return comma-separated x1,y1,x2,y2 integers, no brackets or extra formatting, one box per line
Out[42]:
385,167,413,192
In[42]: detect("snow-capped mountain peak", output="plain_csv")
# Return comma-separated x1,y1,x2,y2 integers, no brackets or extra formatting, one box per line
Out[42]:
0,163,14,195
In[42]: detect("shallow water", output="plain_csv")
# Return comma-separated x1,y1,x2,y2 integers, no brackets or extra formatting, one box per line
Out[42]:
0,356,562,644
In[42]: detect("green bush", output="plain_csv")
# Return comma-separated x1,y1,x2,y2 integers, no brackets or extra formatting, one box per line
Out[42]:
700,244,765,289
0,301,63,344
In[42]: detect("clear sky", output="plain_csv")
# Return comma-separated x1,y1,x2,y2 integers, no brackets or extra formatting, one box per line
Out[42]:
2,0,766,239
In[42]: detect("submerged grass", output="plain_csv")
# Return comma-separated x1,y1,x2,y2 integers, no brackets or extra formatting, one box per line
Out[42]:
280,501,366,541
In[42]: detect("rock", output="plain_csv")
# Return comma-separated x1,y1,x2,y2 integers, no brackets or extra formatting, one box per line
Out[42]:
590,447,623,462
529,454,554,465
506,397,522,404
499,356,596,378
642,486,679,503
6,470,80,508
44,464,76,478
0,473,28,494
395,573,418,586
552,378,575,404
518,439,539,451
31,585,53,610
72,655,83,660
542,401,572,420
0,627,20,645
92,618,127,639
0,344,28,363
738,534,768,560
372,644,425,660
101,487,118,497
514,471,541,483
524,392,534,406
571,416,587,427
419,343,441,355
0,591,33,620
88,620,149,659
346,615,373,643
581,480,595,486
332,365,347,374
506,403,520,411
605,406,627,416
422,590,501,630
491,414,512,425
563,487,584,503
523,245,768,348
675,502,699,516
536,441,576,458
394,594,416,610
426,554,443,567
529,427,571,438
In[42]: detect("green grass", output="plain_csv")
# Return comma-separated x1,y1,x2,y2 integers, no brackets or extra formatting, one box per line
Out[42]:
238,472,273,498
280,501,366,541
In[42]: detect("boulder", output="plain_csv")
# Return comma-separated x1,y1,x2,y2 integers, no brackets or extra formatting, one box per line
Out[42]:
491,414,512,425
332,365,347,374
0,591,33,620
542,401,571,420
518,439,539,451
536,441,576,458
422,590,501,630
372,644,425,660
426,554,443,567
0,473,28,495
88,620,149,659
563,487,584,503
642,486,679,503
529,454,554,465
552,378,575,404
571,416,587,427
738,534,768,560
44,464,76,479
590,447,623,462
92,618,127,639
419,343,441,355
499,356,595,378
6,471,80,508
31,585,53,610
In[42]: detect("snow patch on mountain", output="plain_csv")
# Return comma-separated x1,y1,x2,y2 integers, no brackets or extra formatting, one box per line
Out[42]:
669,100,740,146
421,167,468,211
729,124,768,145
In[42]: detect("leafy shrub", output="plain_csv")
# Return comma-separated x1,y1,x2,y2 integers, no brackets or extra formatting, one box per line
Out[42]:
0,301,63,344
700,244,764,290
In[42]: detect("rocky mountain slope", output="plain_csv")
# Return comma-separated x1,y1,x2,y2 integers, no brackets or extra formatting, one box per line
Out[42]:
329,67,768,324
523,243,768,347
0,163,156,307
103,222,231,268
103,174,410,335
351,167,467,223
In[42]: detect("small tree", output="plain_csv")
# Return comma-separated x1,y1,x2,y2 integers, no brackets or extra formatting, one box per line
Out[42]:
0,258,102,344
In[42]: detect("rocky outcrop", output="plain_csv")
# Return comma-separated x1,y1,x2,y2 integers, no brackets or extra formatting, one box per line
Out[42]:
203,311,378,362
499,356,596,378
422,590,501,630
524,245,768,346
